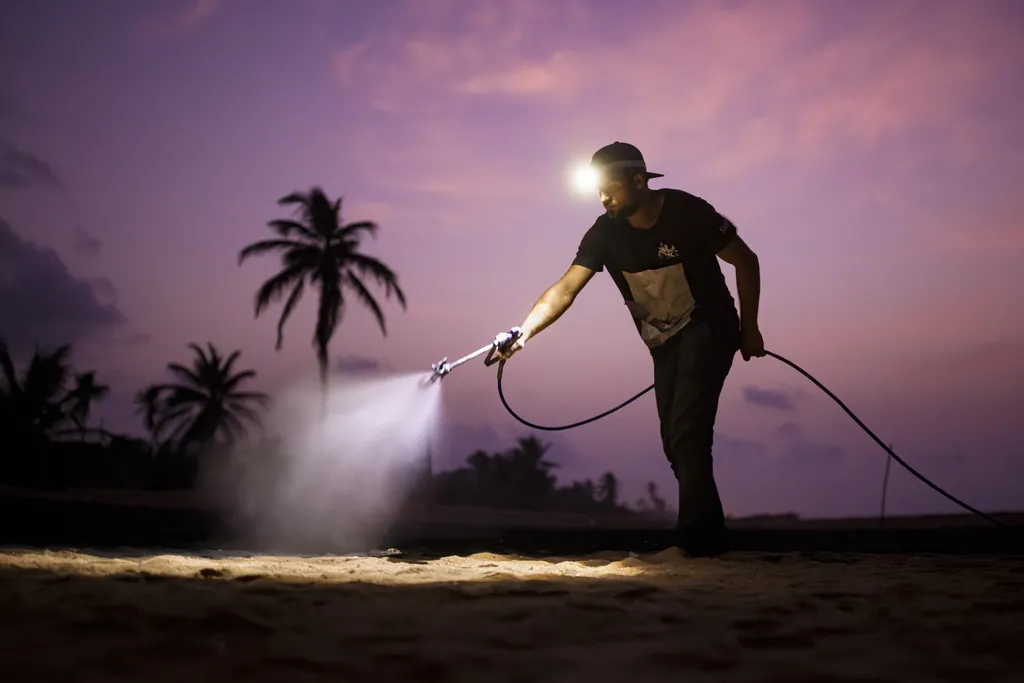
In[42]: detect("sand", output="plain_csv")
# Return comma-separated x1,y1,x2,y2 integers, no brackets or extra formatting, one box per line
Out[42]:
2,547,1022,682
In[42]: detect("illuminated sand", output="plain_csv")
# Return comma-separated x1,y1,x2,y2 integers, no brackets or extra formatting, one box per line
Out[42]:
3,548,1023,682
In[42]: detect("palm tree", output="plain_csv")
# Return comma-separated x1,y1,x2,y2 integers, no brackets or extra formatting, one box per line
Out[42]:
134,384,160,433
504,435,559,509
0,339,110,444
65,371,111,436
137,342,269,454
597,471,619,507
646,481,667,515
238,187,407,393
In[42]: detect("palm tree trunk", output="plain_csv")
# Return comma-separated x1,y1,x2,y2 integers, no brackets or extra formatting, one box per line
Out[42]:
316,344,329,418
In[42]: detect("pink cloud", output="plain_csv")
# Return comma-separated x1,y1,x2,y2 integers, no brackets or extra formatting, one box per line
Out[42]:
459,56,580,97
331,0,1020,191
330,0,594,112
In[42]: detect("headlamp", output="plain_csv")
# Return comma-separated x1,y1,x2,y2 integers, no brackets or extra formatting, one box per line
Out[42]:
569,163,600,196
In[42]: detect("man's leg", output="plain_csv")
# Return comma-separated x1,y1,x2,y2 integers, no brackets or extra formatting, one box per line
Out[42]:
653,319,736,555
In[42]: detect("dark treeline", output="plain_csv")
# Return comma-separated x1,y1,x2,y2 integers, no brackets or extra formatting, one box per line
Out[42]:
0,338,671,518
430,436,669,516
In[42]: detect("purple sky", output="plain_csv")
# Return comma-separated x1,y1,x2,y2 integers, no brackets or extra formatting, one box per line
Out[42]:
2,0,1022,518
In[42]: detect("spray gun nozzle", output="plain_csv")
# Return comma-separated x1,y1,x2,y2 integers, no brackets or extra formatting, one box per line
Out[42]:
428,357,452,383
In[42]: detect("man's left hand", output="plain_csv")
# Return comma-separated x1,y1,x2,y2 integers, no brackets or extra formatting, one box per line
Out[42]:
740,326,766,361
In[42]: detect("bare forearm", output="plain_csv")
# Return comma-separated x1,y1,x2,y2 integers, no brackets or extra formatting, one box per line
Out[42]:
520,284,575,341
735,256,760,330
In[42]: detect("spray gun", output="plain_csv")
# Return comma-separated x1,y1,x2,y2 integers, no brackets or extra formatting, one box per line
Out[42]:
427,327,523,384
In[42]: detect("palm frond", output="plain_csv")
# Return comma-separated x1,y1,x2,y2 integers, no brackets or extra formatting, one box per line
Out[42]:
345,252,407,308
254,264,307,317
165,363,203,389
223,369,258,393
0,338,20,396
220,349,242,379
337,220,378,240
345,272,387,335
267,219,318,241
274,280,305,350
238,238,310,265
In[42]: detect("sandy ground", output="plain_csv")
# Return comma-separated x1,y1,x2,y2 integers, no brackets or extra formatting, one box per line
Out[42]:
2,547,1023,682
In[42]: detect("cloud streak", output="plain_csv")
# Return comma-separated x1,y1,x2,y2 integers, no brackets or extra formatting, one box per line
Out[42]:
743,386,797,411
0,145,63,191
335,354,391,375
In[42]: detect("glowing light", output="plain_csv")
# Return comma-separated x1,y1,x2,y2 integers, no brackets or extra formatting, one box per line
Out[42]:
569,163,599,197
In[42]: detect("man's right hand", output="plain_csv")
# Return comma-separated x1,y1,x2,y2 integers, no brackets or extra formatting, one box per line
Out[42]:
494,331,528,361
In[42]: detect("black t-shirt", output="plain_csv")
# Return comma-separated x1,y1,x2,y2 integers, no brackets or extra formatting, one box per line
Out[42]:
572,188,740,350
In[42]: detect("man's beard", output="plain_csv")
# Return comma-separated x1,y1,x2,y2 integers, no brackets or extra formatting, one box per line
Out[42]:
606,196,640,219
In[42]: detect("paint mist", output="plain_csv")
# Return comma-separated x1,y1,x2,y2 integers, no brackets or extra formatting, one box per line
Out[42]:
215,370,444,553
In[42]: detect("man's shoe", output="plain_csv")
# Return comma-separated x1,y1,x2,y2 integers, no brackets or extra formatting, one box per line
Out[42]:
682,536,730,558
677,526,730,558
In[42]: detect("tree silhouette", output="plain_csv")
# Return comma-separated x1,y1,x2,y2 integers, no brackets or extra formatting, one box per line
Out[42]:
65,371,111,436
646,481,667,515
435,435,566,510
238,187,407,393
136,342,269,454
134,384,163,447
0,339,115,486
597,471,619,507
0,339,109,445
506,435,559,508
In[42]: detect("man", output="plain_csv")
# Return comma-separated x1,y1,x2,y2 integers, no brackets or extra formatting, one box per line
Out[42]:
496,141,765,557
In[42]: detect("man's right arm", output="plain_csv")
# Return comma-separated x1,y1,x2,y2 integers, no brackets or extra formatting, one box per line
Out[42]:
517,265,595,344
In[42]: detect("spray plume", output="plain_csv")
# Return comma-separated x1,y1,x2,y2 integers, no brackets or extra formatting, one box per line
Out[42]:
213,369,444,553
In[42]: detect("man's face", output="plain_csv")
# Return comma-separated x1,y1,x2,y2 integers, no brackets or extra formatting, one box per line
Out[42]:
598,171,641,219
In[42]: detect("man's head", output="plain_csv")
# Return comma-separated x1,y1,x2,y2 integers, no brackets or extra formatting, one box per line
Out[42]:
589,141,664,219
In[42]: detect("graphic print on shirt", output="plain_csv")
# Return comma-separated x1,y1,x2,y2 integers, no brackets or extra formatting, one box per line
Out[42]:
657,242,678,260
621,256,696,348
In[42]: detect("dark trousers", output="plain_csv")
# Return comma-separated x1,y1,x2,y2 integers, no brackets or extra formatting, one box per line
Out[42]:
651,317,737,542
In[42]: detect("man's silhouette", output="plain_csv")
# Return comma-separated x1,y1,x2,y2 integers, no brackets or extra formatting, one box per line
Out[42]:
497,142,765,556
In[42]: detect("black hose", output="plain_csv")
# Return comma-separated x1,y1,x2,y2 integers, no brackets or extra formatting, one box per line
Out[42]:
495,349,1007,527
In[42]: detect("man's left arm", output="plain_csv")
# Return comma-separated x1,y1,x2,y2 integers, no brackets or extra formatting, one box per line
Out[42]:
715,228,760,337
689,202,765,359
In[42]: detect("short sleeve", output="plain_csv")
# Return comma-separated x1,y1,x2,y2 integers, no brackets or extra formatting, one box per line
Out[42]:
571,221,605,272
687,196,737,255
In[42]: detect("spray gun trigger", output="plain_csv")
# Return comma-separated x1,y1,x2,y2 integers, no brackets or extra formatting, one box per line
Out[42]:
484,327,523,367
493,326,522,348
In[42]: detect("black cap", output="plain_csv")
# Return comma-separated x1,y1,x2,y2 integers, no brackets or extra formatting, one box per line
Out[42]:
590,141,664,179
